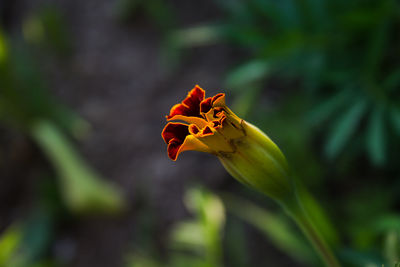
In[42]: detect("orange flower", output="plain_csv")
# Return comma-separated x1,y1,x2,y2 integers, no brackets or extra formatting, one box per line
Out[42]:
162,85,293,201
162,85,245,161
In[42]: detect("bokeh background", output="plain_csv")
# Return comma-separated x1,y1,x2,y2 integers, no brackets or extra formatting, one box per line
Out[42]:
1,0,400,266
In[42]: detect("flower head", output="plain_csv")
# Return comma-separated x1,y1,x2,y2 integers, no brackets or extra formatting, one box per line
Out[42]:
162,85,293,200
162,85,244,160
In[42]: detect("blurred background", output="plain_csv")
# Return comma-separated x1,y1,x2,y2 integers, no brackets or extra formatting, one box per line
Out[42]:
0,0,400,266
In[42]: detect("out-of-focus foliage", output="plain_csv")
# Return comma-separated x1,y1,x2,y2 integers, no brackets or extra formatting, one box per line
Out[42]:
221,192,317,264
126,187,226,267
0,19,125,214
0,224,23,266
0,177,64,267
114,0,176,33
23,6,72,57
220,0,400,167
32,121,126,214
174,0,400,168
126,187,341,267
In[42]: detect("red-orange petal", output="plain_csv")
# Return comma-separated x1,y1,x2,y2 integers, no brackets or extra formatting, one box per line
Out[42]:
200,97,213,114
202,126,213,136
166,85,205,119
162,122,189,144
200,93,225,114
162,123,190,160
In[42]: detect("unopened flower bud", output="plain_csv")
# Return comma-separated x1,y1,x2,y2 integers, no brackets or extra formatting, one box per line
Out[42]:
162,85,293,201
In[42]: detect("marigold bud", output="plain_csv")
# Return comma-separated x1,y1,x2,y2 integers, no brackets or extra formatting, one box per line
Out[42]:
162,85,293,200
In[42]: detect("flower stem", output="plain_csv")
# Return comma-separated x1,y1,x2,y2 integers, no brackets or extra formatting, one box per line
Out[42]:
281,192,342,267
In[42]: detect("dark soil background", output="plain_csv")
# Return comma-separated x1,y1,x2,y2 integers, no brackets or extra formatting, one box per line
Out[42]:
0,0,303,266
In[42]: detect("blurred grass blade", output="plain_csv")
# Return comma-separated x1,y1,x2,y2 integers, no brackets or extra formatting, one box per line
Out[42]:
183,187,225,267
184,188,226,233
383,230,400,265
0,224,23,265
366,107,386,166
0,28,7,63
220,193,317,264
373,214,400,232
296,183,339,247
171,25,223,48
170,221,205,251
170,187,225,267
225,60,270,91
307,89,354,127
31,120,126,215
324,98,367,159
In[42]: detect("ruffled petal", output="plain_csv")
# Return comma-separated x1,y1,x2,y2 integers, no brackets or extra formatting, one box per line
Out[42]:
200,93,225,114
211,93,225,107
162,122,189,144
166,85,205,119
162,122,211,161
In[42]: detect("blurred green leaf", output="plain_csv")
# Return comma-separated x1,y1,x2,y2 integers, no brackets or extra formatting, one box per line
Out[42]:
373,215,400,232
0,211,56,267
324,98,367,159
225,60,270,90
184,188,225,233
170,187,225,267
170,221,205,251
0,29,7,63
366,107,387,166
296,184,340,247
0,224,23,266
221,193,317,264
208,0,400,169
31,120,126,215
171,25,223,48
383,230,400,265
307,89,354,127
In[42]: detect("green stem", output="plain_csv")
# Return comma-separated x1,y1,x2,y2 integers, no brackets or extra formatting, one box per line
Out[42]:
281,192,341,267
